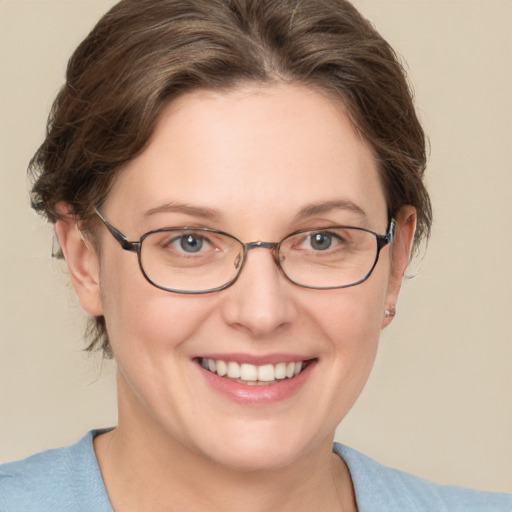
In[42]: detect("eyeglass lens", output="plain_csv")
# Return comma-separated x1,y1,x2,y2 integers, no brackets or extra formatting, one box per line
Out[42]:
139,227,380,293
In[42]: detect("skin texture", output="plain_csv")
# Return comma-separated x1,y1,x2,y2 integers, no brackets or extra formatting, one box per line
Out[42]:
56,83,416,511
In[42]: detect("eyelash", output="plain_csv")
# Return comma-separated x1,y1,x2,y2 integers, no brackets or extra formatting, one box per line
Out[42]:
150,227,355,255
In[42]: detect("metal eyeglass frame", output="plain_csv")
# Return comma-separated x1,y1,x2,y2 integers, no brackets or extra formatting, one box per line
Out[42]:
94,208,396,294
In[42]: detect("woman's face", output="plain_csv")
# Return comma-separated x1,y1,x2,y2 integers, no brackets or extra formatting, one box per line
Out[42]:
63,83,413,471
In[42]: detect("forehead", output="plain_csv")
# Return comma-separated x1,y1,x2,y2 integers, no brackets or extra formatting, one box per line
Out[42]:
105,83,387,232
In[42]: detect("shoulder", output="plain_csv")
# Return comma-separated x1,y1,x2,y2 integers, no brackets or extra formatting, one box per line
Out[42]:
334,443,512,512
0,430,112,512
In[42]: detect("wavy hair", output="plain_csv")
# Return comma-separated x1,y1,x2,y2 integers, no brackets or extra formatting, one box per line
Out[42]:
30,0,431,356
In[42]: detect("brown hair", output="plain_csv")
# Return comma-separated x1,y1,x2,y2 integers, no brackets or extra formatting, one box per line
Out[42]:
30,0,432,356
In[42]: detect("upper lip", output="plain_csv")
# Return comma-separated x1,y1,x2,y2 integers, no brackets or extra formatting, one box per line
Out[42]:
195,353,316,365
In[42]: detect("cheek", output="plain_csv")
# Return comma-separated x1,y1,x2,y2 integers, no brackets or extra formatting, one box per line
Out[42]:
322,294,381,382
302,273,389,391
97,251,215,357
308,273,388,345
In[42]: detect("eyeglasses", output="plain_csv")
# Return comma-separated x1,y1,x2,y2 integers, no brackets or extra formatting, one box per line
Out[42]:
95,209,395,294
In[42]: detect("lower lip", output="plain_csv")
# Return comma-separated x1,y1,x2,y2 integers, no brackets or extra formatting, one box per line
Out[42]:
198,360,316,405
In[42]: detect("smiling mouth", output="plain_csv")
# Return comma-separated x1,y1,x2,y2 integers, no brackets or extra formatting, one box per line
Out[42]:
198,358,314,385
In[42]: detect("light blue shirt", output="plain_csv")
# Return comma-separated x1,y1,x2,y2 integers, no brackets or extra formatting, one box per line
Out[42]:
1,430,511,511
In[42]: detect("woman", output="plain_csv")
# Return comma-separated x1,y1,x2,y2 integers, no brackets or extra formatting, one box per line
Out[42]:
1,0,510,510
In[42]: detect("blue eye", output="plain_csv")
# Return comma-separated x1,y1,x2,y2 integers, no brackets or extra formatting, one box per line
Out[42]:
309,232,333,251
179,234,204,253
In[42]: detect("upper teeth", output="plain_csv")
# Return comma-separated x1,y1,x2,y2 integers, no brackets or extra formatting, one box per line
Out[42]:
201,359,304,382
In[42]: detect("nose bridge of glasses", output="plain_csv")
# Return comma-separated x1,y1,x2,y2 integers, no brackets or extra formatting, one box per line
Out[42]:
244,241,278,250
241,241,281,266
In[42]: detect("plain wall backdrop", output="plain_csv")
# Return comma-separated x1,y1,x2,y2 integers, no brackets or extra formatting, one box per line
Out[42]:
0,0,510,493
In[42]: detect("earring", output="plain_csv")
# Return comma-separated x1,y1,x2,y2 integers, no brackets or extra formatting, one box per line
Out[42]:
384,305,396,317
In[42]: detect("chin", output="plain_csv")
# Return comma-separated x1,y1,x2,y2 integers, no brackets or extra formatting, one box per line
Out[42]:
189,422,326,473
204,444,304,473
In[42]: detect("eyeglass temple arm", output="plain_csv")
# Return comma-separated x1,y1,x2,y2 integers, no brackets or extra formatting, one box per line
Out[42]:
94,208,140,252
377,218,396,249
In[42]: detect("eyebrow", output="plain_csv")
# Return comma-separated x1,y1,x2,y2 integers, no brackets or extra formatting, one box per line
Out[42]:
143,202,221,221
143,199,366,224
294,200,367,221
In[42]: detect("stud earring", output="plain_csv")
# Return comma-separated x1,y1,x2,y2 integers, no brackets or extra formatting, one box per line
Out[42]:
384,305,396,317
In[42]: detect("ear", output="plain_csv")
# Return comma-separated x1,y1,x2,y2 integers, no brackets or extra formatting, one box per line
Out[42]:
381,206,417,328
54,203,103,317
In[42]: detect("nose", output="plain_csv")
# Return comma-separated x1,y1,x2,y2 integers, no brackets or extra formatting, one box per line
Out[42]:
220,245,298,338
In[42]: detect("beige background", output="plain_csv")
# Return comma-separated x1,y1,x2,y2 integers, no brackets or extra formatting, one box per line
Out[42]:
0,0,510,493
